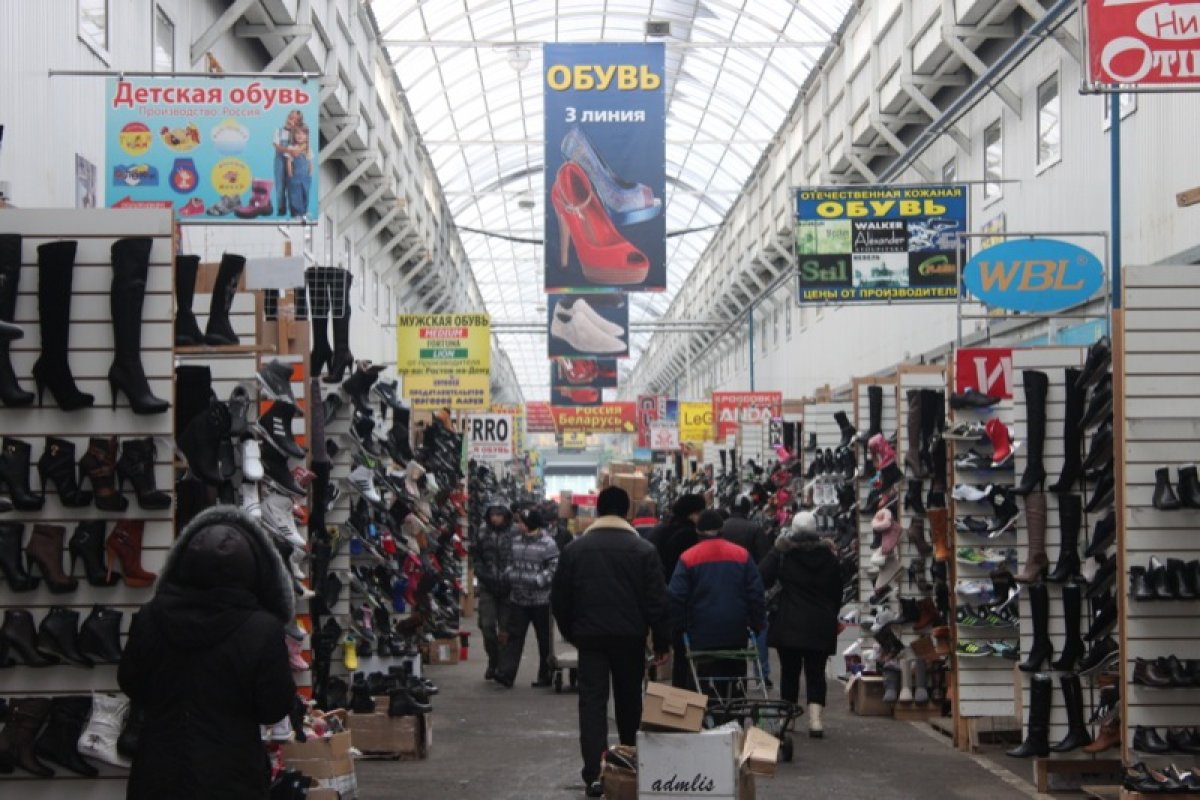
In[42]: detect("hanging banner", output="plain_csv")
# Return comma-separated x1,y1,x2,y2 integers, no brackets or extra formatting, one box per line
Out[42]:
552,358,618,389
955,347,1015,399
551,403,637,434
525,401,557,433
962,239,1105,313
712,391,783,442
543,43,666,293
105,77,320,221
466,414,514,462
396,313,490,410
636,394,663,449
679,401,714,443
1085,1,1200,87
548,295,629,358
650,420,680,452
795,185,967,304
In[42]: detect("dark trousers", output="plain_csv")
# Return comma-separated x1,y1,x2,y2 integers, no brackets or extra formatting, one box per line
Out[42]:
777,647,828,705
499,603,551,682
694,654,747,701
578,640,645,784
670,631,689,688
476,586,510,671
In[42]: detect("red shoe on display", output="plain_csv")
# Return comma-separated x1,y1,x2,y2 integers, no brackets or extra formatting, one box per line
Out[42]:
558,358,599,385
551,162,649,285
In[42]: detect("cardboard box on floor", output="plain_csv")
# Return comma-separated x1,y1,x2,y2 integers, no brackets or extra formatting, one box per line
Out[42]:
421,637,459,665
281,731,357,799
738,726,779,777
348,704,432,758
641,682,708,733
846,674,892,716
638,727,750,799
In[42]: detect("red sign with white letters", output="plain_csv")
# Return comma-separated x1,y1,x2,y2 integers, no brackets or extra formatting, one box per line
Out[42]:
1086,0,1200,87
955,348,1014,399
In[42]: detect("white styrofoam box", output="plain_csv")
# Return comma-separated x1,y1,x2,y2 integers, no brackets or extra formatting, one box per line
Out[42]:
637,728,740,798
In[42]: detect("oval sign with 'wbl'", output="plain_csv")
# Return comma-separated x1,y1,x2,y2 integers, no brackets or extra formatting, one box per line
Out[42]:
963,239,1104,313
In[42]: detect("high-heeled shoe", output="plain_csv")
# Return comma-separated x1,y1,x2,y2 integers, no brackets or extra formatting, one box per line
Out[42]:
106,520,156,588
551,161,649,285
32,240,94,411
78,437,128,512
0,522,38,591
0,437,45,511
116,438,170,510
1,609,54,667
26,524,79,593
37,437,92,507
108,237,170,415
70,521,119,587
560,125,662,226
0,234,33,407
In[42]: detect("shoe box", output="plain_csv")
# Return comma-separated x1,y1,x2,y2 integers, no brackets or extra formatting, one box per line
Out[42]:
280,731,358,798
419,636,460,665
348,700,432,758
739,726,779,778
847,674,892,717
640,682,708,732
635,725,757,800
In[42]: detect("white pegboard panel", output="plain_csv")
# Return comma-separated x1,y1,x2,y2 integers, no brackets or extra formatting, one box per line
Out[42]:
1121,265,1200,754
854,380,897,616
1012,347,1091,754
0,209,175,798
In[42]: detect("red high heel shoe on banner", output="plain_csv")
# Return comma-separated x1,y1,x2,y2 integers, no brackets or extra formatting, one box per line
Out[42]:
551,162,649,286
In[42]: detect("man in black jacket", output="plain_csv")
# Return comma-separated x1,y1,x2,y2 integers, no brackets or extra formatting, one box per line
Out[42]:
552,487,670,799
472,504,515,681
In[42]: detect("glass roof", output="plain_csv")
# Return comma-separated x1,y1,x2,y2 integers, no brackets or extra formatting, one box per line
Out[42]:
371,0,852,400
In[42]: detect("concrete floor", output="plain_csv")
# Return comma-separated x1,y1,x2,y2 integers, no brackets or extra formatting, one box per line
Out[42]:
356,621,1049,800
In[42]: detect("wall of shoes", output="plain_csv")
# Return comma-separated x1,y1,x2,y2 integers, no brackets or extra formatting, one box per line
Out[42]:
1120,264,1200,772
856,377,898,626
0,209,175,798
1009,346,1117,765
949,378,1021,722
801,401,856,610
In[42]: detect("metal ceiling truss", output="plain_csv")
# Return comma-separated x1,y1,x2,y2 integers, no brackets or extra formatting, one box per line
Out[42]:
630,0,1068,396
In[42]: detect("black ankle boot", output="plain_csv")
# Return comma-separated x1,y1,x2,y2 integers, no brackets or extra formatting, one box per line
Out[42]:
32,241,93,411
108,237,170,414
342,362,385,415
116,703,144,759
34,696,97,776
116,438,171,510
0,235,33,407
37,607,90,667
388,688,432,717
1,609,54,667
1153,467,1182,511
77,605,124,665
0,438,44,511
1178,465,1200,509
350,676,376,713
0,523,37,591
37,437,91,507
78,436,128,512
0,697,55,776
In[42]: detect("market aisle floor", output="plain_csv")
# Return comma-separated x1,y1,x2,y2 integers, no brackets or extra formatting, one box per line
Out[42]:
356,620,1045,799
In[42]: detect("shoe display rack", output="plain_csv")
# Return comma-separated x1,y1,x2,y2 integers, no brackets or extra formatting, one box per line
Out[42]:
948,372,1020,746
0,208,175,798
1119,263,1200,788
1010,346,1121,789
800,400,855,608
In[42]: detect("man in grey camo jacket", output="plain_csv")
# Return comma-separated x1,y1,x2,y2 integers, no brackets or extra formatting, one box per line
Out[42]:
495,507,559,688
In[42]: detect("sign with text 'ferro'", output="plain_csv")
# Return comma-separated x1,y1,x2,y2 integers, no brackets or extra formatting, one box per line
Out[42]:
712,392,782,442
963,239,1105,313
551,403,637,434
1085,0,1200,88
105,77,320,221
795,185,967,304
543,43,666,293
679,401,714,443
466,414,514,462
396,313,490,410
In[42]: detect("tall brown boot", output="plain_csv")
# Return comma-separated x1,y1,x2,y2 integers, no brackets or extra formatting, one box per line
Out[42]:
0,697,54,776
904,390,923,476
105,521,156,588
927,507,950,562
1014,493,1049,583
25,525,78,593
907,517,932,557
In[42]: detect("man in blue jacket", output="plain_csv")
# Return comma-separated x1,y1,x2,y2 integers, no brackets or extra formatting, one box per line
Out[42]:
669,509,766,697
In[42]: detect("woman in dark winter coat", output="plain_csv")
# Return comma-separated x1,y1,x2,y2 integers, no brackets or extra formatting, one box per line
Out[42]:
759,510,843,739
118,506,297,800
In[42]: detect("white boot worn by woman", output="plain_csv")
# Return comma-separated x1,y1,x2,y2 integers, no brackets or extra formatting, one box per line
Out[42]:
808,702,824,738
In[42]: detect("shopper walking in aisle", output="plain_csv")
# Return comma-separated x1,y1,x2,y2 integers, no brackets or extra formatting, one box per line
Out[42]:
118,506,296,800
758,510,843,739
552,487,670,799
631,501,659,539
496,507,559,688
669,509,766,699
722,494,773,686
654,492,706,686
472,504,515,682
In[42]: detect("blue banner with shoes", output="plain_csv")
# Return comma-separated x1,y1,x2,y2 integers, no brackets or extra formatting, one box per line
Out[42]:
543,43,666,293
105,77,320,222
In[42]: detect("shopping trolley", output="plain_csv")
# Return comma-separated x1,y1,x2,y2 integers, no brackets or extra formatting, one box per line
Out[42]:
548,612,578,693
683,632,801,762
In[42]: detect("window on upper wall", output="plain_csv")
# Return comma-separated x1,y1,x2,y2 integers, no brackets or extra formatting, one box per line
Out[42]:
983,119,1003,202
152,6,175,73
1036,73,1061,170
78,0,110,59
942,157,957,184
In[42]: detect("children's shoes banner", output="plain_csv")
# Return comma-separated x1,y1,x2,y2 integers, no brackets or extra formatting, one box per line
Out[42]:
543,43,666,293
105,77,320,222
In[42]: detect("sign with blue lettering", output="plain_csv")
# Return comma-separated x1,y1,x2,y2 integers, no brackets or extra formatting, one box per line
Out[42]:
963,239,1105,313
795,185,968,304
543,44,666,293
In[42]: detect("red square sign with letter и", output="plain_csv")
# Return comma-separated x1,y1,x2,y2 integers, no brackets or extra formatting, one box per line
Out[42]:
955,347,1013,399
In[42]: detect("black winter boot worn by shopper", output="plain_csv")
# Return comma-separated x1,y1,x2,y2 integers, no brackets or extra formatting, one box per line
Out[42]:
0,234,32,406
108,238,169,414
204,253,245,346
32,241,93,411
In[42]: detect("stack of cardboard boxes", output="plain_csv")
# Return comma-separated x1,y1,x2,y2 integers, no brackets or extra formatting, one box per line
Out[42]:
347,701,433,761
601,683,779,800
281,728,358,799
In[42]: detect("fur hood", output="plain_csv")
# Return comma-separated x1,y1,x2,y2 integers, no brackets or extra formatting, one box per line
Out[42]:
775,531,827,554
160,506,295,623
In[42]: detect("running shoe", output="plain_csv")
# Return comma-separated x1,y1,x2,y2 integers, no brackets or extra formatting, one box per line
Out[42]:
956,641,995,658
945,421,988,442
953,484,992,503
950,389,1000,410
955,516,991,535
956,606,985,627
989,640,1019,660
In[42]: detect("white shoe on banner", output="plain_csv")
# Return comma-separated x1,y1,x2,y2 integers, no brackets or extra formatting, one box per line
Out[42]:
550,308,626,354
569,298,625,337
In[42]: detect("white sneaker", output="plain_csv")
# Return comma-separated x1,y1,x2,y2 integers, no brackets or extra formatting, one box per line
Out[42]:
569,298,625,337
241,438,264,482
952,484,992,503
349,464,381,503
550,307,626,354
262,491,306,549
241,481,262,519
